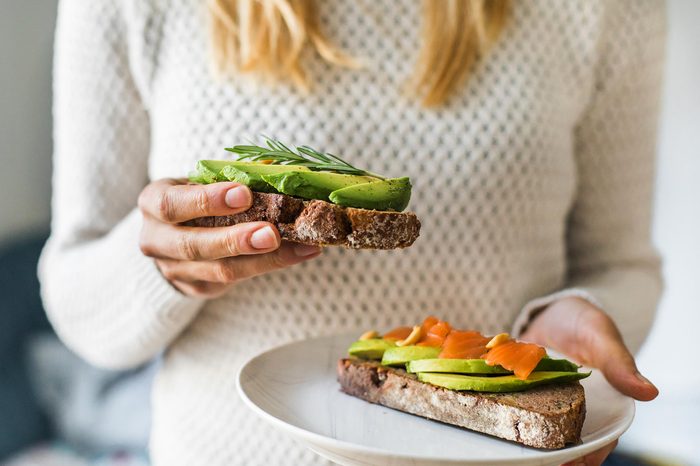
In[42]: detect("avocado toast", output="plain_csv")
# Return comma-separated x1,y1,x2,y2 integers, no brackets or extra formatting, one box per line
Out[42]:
338,317,590,449
186,138,420,249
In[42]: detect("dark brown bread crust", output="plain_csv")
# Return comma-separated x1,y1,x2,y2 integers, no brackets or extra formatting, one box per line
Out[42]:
186,192,421,249
337,358,586,449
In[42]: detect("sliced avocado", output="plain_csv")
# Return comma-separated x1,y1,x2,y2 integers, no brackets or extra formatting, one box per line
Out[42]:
261,171,377,202
189,160,230,184
220,166,273,192
417,371,591,393
222,161,309,175
220,166,296,193
188,160,310,189
381,346,441,366
329,177,412,212
406,357,580,375
348,339,396,360
533,357,580,373
407,359,510,375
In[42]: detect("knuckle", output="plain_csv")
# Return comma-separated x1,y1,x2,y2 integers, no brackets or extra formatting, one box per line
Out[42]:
177,233,201,261
157,189,176,223
223,231,243,257
266,250,287,269
193,189,211,217
216,261,238,283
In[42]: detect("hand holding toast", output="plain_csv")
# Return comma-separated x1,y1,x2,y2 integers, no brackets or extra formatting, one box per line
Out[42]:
137,178,322,298
522,297,659,466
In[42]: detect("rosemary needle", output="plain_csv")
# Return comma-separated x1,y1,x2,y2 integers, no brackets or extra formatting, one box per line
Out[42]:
225,136,385,180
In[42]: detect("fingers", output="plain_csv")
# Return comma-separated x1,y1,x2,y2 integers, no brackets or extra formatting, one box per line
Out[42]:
138,179,253,223
138,179,324,300
562,439,618,466
580,311,659,402
140,220,282,260
156,242,322,288
522,298,658,402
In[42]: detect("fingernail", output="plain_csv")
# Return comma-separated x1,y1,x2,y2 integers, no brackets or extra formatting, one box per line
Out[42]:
250,226,278,249
636,371,656,388
294,244,322,257
225,186,251,209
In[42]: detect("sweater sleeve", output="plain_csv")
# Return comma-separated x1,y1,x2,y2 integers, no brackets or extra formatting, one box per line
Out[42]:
39,0,203,369
512,0,666,353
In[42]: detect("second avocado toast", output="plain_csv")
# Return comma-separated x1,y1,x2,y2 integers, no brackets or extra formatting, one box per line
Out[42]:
339,316,590,449
187,138,420,249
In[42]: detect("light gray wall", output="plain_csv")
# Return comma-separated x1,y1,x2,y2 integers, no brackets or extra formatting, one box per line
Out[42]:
0,0,57,244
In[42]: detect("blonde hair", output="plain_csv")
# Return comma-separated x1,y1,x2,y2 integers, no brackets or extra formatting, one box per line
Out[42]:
207,0,510,106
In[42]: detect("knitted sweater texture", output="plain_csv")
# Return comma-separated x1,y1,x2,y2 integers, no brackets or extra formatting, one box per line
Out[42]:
40,1,665,464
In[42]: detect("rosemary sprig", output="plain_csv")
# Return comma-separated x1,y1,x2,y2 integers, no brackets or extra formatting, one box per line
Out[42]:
225,136,385,179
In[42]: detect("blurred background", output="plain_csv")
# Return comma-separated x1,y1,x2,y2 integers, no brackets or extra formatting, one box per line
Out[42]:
1,0,698,465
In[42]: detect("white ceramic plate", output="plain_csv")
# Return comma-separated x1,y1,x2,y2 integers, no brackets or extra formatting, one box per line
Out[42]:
237,334,635,466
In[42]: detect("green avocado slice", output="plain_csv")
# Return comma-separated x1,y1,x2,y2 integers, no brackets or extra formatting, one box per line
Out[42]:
329,177,412,212
418,371,591,393
261,171,377,202
221,162,310,191
530,357,580,373
407,359,510,375
220,166,278,192
406,357,580,375
381,346,441,366
188,160,230,183
348,339,396,360
188,160,310,189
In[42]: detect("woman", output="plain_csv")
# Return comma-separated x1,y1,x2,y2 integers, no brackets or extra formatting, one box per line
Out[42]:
40,0,665,464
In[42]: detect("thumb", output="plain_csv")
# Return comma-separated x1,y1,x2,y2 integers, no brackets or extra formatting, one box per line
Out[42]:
585,316,658,402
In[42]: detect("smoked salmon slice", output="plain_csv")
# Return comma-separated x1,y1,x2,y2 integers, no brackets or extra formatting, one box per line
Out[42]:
383,326,413,341
418,319,452,347
420,316,440,335
484,340,546,380
438,330,491,359
379,316,548,381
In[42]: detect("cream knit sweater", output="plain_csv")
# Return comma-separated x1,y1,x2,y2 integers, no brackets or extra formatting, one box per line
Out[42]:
40,1,665,464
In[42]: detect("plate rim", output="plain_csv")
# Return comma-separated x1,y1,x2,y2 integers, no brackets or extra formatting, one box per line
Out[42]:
237,334,636,465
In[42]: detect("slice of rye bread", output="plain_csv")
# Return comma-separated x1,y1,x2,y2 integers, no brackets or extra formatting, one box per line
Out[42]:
337,358,586,449
186,192,420,249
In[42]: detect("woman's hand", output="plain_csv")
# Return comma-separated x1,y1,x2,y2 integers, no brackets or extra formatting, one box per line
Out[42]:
521,297,658,466
137,178,322,298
